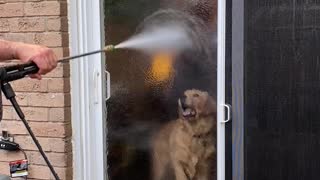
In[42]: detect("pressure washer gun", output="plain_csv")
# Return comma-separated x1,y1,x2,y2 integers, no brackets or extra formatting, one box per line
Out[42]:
0,45,115,180
0,45,115,83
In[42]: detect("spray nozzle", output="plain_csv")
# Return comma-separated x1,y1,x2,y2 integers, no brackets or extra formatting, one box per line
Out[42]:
103,45,115,52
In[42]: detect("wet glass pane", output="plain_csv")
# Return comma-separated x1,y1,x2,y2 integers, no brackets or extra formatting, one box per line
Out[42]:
104,0,217,179
244,0,320,179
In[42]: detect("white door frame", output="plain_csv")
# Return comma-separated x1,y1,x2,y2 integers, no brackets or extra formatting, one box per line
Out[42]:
68,0,226,179
217,0,227,180
69,0,107,180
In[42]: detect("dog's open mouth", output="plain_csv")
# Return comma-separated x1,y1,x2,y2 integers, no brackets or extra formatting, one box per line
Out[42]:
178,99,196,118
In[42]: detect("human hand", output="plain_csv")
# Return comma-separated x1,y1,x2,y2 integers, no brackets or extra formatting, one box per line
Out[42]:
13,42,58,80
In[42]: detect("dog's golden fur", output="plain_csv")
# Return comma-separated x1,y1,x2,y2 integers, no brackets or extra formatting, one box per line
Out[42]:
152,89,216,180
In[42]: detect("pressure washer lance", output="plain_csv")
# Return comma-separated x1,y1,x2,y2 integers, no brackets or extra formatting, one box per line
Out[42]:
58,44,115,63
0,44,115,180
3,44,115,82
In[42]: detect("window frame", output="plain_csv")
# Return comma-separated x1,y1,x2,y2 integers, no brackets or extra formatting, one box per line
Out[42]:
69,0,107,179
68,0,229,179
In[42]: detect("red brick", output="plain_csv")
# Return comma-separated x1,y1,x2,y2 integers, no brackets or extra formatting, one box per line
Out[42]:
0,155,70,179
0,3,23,17
34,32,68,47
16,107,48,121
0,0,71,178
5,32,68,47
9,17,46,32
2,92,67,107
0,18,9,32
47,16,68,32
4,0,25,2
15,136,69,153
0,161,9,176
2,106,49,121
15,136,68,153
28,93,70,107
44,62,70,78
52,47,64,59
60,1,68,16
0,120,67,137
24,0,43,1
2,106,13,120
52,47,69,59
28,165,69,180
24,1,61,16
2,92,28,106
27,151,68,167
0,33,6,39
48,78,70,93
0,150,25,162
21,107,48,121
27,165,51,179
31,122,67,137
48,107,71,122
11,78,48,92
4,32,35,44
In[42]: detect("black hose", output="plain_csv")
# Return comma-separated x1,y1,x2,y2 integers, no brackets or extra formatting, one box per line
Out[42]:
10,97,60,180
1,81,61,180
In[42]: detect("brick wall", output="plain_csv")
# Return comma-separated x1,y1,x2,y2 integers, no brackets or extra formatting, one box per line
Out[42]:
0,0,72,179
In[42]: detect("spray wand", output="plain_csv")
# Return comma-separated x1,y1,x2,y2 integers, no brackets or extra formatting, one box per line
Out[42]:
58,45,115,63
0,44,115,180
2,44,115,82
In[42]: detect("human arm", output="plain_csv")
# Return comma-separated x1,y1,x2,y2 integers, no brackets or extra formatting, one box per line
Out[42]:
0,40,57,79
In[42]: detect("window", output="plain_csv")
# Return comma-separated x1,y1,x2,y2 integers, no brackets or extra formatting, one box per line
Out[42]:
104,0,217,179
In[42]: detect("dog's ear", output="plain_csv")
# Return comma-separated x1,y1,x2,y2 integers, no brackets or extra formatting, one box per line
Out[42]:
203,96,217,116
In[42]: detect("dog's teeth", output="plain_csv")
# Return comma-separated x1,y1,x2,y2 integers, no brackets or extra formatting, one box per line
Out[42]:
183,111,190,116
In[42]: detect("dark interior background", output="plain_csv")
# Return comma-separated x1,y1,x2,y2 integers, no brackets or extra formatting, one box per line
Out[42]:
104,0,217,179
244,1,320,179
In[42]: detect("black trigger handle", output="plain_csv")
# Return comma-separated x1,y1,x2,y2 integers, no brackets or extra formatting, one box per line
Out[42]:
3,61,39,82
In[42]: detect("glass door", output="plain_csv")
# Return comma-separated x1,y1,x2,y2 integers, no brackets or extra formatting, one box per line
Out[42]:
231,0,320,179
104,0,218,179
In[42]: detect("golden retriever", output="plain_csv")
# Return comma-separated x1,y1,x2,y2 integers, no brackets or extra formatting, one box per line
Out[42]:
152,89,216,180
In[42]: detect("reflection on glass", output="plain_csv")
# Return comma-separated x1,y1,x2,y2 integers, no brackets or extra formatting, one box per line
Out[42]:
104,0,217,179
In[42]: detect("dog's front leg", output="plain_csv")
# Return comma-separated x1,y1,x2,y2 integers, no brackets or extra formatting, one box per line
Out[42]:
171,148,197,180
194,160,214,180
194,169,210,180
173,160,192,180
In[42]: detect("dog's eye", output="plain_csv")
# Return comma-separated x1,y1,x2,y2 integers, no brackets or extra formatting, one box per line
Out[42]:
193,94,199,97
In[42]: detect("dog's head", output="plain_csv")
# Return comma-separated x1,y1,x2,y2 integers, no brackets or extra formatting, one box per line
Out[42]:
178,89,216,121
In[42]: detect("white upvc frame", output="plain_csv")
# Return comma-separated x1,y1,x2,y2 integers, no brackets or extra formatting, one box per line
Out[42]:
68,0,225,179
69,0,107,180
217,0,227,180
